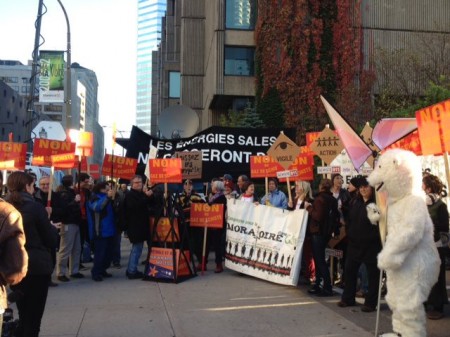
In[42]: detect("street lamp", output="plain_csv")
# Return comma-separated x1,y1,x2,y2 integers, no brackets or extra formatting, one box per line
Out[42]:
57,0,72,134
39,127,48,139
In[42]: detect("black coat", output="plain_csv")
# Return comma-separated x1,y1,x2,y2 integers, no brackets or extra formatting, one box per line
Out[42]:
53,187,82,225
12,193,57,275
346,196,382,264
124,189,154,243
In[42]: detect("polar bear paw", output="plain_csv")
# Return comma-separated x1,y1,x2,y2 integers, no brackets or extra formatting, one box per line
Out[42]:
366,202,380,225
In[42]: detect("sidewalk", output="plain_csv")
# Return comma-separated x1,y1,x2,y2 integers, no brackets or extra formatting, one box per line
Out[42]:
17,240,449,337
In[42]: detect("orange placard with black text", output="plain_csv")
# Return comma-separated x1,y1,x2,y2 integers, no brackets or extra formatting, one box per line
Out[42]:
250,156,280,178
0,142,27,170
190,203,224,229
32,139,76,168
149,158,182,183
150,217,180,242
101,154,137,180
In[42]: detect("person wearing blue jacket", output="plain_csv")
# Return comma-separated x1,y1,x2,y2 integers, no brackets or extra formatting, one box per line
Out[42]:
87,181,116,282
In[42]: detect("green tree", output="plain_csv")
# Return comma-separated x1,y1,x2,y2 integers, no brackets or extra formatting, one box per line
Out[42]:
219,104,266,128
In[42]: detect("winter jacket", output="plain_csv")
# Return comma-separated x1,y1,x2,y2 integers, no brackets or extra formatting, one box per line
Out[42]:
53,187,82,225
87,192,116,240
124,189,154,243
346,195,382,264
0,199,28,311
306,191,336,235
8,193,57,276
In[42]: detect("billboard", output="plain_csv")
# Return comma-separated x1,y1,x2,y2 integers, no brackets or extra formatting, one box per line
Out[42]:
39,50,65,103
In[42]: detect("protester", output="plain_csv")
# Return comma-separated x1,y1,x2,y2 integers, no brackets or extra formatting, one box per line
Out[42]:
111,181,127,268
198,180,227,273
34,176,63,287
337,178,382,312
287,180,315,284
260,178,287,209
124,175,156,279
77,173,93,266
6,171,57,337
238,181,257,203
87,181,116,282
0,198,28,336
54,175,84,282
224,180,238,199
236,175,249,195
422,174,449,319
305,178,337,296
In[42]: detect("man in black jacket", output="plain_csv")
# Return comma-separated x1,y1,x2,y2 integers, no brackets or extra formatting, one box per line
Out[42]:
124,175,157,279
53,175,84,282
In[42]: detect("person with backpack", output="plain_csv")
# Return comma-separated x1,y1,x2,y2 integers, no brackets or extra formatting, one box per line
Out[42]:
305,178,339,297
337,177,382,312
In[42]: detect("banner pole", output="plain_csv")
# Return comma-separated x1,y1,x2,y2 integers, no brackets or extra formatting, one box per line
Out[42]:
443,152,450,192
47,166,55,208
201,226,208,275
265,177,269,205
286,176,292,204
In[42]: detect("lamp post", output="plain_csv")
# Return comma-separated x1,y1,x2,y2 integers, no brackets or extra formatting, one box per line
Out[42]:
57,0,72,135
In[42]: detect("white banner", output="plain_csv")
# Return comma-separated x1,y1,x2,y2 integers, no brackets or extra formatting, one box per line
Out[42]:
225,199,308,286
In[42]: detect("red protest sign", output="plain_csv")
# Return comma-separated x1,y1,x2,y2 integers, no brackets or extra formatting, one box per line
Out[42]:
416,99,450,155
32,139,76,167
50,153,77,169
190,203,224,229
74,155,88,171
149,158,182,183
250,156,279,178
150,217,180,242
386,130,422,156
89,164,100,179
0,142,27,170
102,154,138,180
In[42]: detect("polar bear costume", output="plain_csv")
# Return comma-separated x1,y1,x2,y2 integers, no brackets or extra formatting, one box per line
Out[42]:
367,149,440,337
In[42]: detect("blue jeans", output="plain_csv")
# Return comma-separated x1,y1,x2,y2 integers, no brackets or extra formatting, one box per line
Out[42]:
127,242,146,274
91,237,114,278
311,234,332,292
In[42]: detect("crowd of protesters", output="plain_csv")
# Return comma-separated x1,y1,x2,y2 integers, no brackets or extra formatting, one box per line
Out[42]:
0,167,448,337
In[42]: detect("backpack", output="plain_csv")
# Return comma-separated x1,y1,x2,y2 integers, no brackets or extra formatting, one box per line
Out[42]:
320,195,340,237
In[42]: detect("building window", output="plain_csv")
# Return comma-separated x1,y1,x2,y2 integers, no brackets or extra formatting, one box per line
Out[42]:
169,72,181,98
44,105,63,112
224,47,255,76
225,0,256,30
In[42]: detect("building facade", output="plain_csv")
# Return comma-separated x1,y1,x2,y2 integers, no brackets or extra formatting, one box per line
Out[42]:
0,60,104,167
0,81,28,143
136,0,167,134
152,0,257,136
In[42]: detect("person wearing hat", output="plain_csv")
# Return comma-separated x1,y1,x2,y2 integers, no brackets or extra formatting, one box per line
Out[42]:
260,178,287,209
337,177,382,312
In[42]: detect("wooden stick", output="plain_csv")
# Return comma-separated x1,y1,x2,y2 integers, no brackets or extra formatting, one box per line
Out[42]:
201,226,208,275
265,177,269,205
47,166,55,207
286,176,292,204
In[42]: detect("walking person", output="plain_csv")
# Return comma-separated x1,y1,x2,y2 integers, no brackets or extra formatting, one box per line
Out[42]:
337,178,382,312
124,175,156,279
6,171,57,337
87,182,116,282
54,175,84,282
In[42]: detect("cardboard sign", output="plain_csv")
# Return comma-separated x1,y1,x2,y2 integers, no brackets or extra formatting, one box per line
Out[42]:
146,248,191,280
32,139,76,167
0,142,27,170
173,151,202,180
190,203,224,229
101,154,138,180
250,155,280,178
360,123,380,167
149,158,182,183
267,133,301,169
150,217,180,242
309,127,344,165
416,99,450,155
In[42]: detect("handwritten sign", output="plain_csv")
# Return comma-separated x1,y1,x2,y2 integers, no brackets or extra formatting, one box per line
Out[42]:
173,151,202,180
190,203,224,229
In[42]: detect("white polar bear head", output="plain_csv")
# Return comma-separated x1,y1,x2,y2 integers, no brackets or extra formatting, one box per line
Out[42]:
368,149,423,200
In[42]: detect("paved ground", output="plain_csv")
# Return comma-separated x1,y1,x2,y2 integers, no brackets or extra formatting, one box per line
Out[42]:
10,240,450,337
